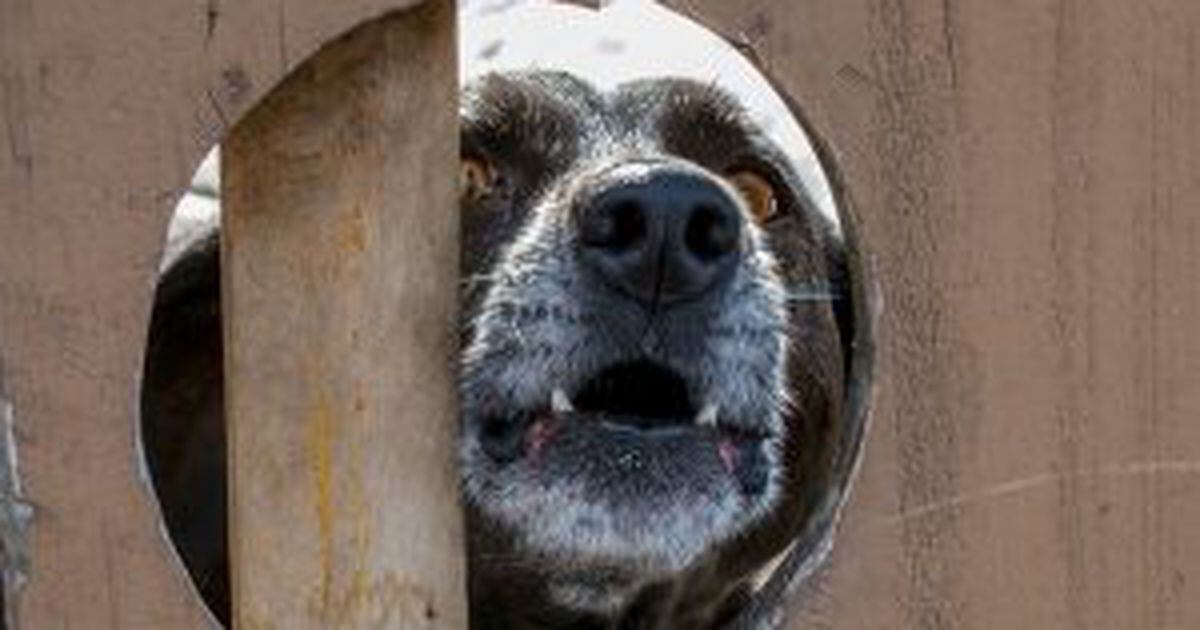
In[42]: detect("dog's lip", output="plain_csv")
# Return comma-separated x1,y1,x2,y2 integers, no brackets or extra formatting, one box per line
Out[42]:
479,406,772,442
475,359,775,474
475,400,774,468
547,408,771,440
547,393,727,433
487,406,775,497
560,359,774,437
584,403,774,435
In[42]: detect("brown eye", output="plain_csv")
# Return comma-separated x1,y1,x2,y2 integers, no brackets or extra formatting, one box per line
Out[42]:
727,170,778,225
460,156,497,200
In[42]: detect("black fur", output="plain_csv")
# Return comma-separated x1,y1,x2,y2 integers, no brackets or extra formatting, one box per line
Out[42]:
142,71,856,629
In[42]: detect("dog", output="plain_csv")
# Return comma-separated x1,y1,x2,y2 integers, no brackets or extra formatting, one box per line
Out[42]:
142,70,858,629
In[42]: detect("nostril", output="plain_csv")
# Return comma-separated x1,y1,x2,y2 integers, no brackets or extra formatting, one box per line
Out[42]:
609,200,647,251
684,203,739,262
581,198,647,252
577,169,743,305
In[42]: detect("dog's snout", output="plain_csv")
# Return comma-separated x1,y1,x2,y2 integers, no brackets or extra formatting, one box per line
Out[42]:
577,168,742,305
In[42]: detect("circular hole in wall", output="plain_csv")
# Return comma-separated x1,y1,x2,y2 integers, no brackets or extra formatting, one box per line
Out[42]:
141,146,226,621
141,1,874,626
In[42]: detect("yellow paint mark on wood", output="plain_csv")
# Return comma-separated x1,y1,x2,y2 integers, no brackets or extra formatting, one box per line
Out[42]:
239,613,279,630
334,201,368,255
312,569,437,629
308,386,337,617
306,376,413,627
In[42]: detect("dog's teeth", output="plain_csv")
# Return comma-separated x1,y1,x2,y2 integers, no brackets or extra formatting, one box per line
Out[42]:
696,403,720,426
551,388,574,414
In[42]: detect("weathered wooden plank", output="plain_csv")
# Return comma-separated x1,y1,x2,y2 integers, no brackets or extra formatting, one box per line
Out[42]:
222,3,465,629
0,0,438,627
669,0,1200,627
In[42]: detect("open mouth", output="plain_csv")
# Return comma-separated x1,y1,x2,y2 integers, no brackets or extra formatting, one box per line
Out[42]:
478,359,772,497
571,360,706,430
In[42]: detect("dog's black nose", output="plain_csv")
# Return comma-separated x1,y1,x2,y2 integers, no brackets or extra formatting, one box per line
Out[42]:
577,167,742,305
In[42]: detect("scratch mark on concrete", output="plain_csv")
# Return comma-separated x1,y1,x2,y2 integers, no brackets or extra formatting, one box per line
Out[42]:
205,0,220,45
941,0,960,90
205,88,230,131
874,461,1200,527
836,63,887,96
277,0,290,73
1,0,34,180
2,63,34,179
100,520,121,629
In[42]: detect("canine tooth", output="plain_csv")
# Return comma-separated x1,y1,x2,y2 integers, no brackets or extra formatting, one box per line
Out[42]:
696,403,720,426
551,388,574,414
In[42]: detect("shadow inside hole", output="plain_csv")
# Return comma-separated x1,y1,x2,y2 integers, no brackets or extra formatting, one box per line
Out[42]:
140,1,873,627
141,148,227,623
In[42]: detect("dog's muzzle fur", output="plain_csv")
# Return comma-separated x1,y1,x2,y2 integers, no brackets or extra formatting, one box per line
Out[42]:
140,69,855,630
456,72,850,628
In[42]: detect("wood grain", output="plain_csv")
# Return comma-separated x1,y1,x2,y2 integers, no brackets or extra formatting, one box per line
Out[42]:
0,0,445,627
222,3,465,629
5,0,1200,627
666,1,1200,628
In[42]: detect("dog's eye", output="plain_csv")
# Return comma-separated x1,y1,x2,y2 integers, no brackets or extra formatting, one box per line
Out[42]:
727,170,778,225
461,156,498,200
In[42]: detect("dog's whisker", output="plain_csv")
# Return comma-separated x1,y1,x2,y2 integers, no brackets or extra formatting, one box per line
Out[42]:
785,291,841,303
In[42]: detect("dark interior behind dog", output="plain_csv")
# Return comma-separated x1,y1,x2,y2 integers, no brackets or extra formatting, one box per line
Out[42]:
142,70,858,629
